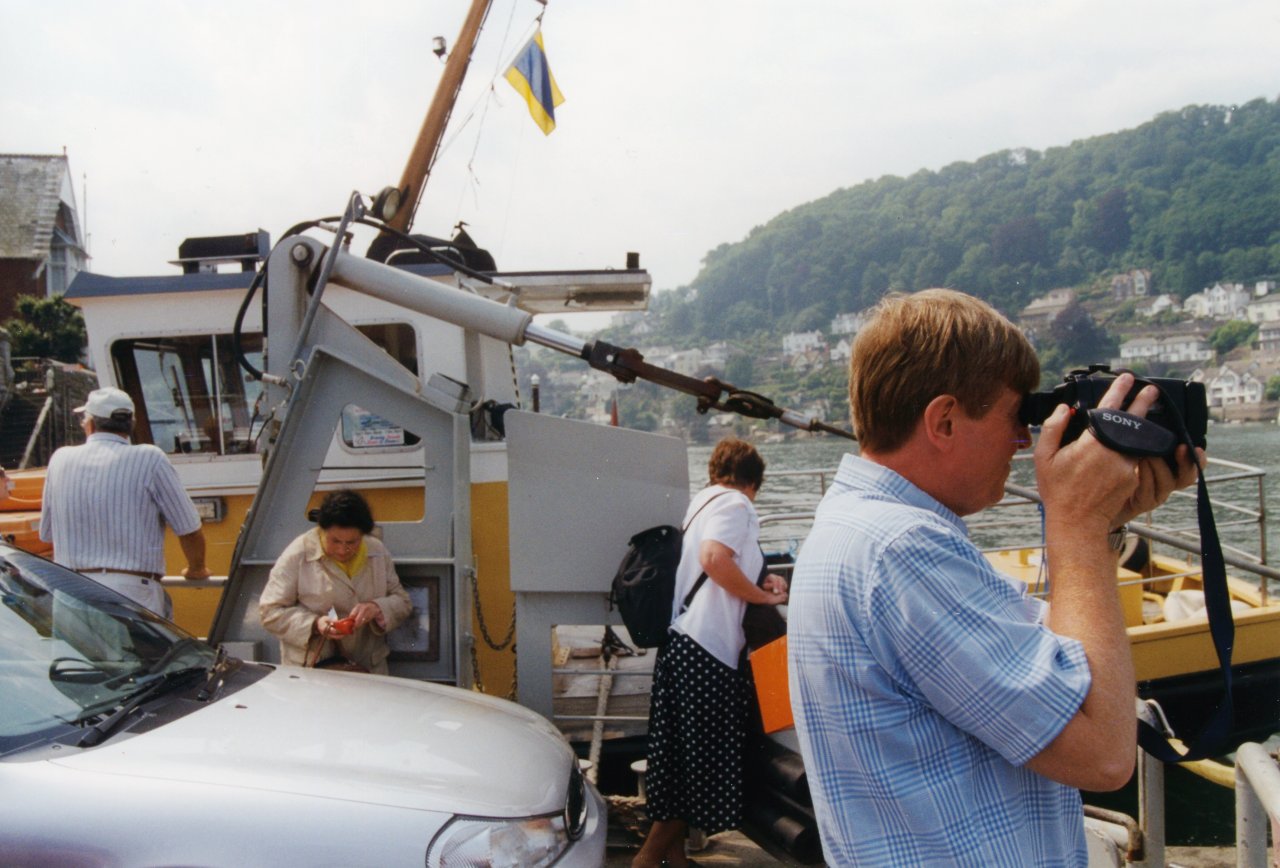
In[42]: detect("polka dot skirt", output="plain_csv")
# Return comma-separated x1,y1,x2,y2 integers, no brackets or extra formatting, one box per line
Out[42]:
644,631,750,835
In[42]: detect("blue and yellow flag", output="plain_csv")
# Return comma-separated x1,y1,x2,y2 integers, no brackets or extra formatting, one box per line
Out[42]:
504,29,565,135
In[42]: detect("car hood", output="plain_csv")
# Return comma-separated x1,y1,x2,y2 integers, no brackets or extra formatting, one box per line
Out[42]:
51,667,573,817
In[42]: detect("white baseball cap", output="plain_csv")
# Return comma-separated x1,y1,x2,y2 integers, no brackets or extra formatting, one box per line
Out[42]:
74,387,135,418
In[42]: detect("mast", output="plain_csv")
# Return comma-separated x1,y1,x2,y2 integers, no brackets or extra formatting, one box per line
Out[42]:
377,0,492,240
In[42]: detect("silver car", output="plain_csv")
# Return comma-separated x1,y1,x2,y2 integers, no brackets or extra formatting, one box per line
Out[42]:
0,543,605,866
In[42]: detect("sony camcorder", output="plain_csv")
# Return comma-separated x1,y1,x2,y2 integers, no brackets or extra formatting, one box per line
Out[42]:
1019,365,1207,460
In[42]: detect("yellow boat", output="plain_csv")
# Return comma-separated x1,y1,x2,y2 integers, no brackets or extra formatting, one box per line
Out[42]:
987,544,1280,747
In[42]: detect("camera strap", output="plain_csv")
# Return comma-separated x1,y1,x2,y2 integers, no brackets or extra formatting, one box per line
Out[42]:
1131,382,1234,764
1085,408,1177,458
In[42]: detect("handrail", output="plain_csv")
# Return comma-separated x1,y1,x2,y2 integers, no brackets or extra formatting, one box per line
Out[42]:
755,456,1273,606
1235,742,1280,868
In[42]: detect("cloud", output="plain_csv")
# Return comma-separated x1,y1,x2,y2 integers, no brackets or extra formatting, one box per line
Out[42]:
3,0,1278,294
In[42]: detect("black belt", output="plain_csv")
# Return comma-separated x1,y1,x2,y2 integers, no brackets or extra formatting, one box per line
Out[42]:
79,567,162,581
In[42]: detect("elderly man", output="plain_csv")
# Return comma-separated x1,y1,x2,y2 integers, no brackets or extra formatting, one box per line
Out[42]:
40,387,210,617
788,289,1202,867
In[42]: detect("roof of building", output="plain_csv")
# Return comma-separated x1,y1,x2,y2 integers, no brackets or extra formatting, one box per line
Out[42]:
0,154,74,261
65,260,455,301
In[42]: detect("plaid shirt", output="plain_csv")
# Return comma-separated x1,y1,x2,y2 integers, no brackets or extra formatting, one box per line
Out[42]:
788,454,1092,867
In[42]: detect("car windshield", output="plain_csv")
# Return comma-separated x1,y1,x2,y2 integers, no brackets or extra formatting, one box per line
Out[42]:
0,548,214,755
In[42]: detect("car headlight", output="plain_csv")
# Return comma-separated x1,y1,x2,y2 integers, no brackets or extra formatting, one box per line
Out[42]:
426,814,570,868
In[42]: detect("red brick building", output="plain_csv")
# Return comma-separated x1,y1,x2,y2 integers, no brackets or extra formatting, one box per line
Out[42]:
0,154,89,321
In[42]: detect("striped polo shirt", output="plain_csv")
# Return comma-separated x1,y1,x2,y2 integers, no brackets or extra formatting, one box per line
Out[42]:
39,433,202,575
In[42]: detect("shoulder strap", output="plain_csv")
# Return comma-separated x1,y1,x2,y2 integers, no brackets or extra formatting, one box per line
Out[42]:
681,490,729,533
678,490,732,613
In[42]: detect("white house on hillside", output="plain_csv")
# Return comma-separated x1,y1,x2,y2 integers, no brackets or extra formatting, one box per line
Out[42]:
1135,294,1181,318
788,348,827,374
830,311,868,336
665,348,704,376
830,337,852,363
1259,323,1280,354
1198,364,1266,406
1119,334,1211,366
1161,334,1213,364
1245,294,1280,325
1019,289,1076,331
1119,337,1160,364
703,341,731,370
783,330,825,357
1111,269,1152,300
1183,283,1250,320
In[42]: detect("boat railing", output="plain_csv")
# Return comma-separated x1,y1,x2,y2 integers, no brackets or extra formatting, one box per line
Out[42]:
1233,742,1280,867
1096,701,1280,867
755,456,1272,603
1130,738,1280,868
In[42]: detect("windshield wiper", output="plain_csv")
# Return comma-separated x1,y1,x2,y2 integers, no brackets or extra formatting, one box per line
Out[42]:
195,644,233,702
75,666,206,748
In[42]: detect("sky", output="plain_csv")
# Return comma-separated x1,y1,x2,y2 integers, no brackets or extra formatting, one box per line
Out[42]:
4,1,1280,319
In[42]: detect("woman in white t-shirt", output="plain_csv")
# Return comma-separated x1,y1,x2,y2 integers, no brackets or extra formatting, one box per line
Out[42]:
633,437,789,868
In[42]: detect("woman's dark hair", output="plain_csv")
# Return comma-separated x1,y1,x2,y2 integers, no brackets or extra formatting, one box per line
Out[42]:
313,489,375,534
707,437,765,490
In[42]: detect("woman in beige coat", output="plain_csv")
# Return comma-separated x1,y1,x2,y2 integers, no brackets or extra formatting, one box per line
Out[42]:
259,490,412,674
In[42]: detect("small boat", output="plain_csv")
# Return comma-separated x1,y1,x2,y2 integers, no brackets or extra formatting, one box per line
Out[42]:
986,545,1280,747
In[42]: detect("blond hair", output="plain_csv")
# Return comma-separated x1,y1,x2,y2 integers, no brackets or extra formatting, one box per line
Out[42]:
849,289,1039,453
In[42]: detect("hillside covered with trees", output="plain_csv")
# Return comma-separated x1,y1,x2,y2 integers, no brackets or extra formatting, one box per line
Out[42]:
524,98,1280,437
649,97,1280,342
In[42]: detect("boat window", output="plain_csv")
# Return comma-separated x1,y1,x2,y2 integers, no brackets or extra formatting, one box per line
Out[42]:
355,322,418,376
111,334,265,456
112,325,417,455
340,405,421,450
339,324,420,450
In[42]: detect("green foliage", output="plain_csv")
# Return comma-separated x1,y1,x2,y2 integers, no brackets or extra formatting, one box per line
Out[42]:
725,353,754,388
1057,302,1116,362
4,294,86,363
1266,375,1280,401
1208,320,1258,355
656,98,1280,339
582,99,1280,436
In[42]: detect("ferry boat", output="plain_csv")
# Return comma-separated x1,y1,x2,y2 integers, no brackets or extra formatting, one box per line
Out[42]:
2,2,1275,862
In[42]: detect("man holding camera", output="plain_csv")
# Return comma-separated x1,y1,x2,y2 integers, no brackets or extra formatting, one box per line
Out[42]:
788,289,1202,866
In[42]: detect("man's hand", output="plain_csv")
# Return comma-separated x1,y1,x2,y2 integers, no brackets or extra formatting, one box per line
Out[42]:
178,530,210,581
1034,372,1200,533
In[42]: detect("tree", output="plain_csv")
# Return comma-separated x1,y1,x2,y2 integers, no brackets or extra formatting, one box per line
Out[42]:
4,294,86,363
1208,320,1257,356
1040,301,1115,376
991,216,1049,266
725,353,755,388
1088,187,1132,254
1266,375,1280,402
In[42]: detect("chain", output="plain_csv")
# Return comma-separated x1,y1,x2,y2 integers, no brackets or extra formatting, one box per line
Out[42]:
467,635,519,701
466,569,518,701
469,569,516,651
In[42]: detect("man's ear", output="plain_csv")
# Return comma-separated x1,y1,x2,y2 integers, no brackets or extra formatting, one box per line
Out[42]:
921,394,959,452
